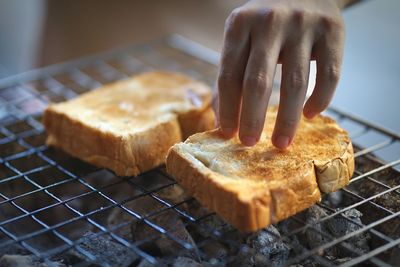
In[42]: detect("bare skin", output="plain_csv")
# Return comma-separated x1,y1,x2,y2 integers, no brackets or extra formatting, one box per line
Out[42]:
217,0,355,149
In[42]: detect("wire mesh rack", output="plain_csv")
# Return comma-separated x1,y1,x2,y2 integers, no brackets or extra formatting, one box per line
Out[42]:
0,35,399,267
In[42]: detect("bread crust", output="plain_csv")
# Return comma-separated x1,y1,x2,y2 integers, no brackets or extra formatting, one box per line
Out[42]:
314,140,355,193
44,71,215,176
166,108,354,232
45,108,182,176
166,142,321,232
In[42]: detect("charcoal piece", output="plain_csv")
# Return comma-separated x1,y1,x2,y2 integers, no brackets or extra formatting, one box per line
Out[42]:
107,206,137,240
299,257,353,267
230,225,290,267
156,184,190,204
200,241,228,263
0,254,62,267
325,255,353,264
246,225,290,266
306,205,370,258
297,258,320,267
132,210,200,260
306,206,337,256
0,255,36,267
192,213,235,238
136,258,173,267
66,231,138,267
276,221,305,256
374,192,400,213
322,191,343,208
326,209,364,236
0,243,28,257
172,257,203,267
136,259,156,267
389,244,400,266
229,246,269,267
326,209,370,255
333,257,353,264
108,195,163,239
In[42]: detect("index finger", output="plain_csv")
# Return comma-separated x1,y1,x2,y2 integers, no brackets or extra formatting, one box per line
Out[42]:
218,9,251,138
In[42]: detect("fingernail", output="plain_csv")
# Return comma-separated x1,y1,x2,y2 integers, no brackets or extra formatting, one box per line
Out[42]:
275,135,290,149
241,135,257,146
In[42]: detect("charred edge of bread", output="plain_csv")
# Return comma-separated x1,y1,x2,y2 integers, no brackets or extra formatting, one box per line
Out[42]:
166,143,322,232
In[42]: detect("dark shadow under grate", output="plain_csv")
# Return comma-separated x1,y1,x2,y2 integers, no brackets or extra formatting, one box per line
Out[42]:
0,36,399,267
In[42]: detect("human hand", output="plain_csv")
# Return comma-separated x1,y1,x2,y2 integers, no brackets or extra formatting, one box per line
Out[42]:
217,0,345,149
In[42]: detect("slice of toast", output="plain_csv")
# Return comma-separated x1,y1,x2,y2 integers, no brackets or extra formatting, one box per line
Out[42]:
44,71,214,176
166,107,354,232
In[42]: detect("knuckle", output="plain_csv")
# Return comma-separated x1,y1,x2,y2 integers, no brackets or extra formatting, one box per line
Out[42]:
287,69,307,90
258,7,281,24
226,8,247,29
321,15,344,33
244,72,268,96
293,9,308,26
324,65,340,84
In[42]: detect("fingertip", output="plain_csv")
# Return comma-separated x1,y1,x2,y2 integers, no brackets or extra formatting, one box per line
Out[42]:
272,134,291,150
303,103,320,119
303,108,317,119
240,135,258,147
220,127,237,139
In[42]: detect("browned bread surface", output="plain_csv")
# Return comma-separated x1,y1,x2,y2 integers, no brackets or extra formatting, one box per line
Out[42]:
44,71,214,176
166,107,354,232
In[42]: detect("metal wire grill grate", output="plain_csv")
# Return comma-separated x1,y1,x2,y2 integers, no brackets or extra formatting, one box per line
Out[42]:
0,36,399,267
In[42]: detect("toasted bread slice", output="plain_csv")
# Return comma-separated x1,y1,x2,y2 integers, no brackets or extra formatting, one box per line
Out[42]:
44,71,214,176
166,107,354,232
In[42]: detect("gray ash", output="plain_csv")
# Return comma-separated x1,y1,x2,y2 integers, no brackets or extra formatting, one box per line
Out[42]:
198,240,229,264
189,213,235,240
0,254,63,267
60,231,139,267
131,210,200,261
172,257,204,267
305,205,370,259
233,225,291,266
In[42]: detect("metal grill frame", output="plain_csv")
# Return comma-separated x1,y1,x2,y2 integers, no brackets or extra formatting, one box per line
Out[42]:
0,35,399,267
